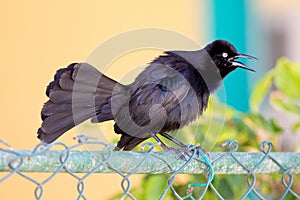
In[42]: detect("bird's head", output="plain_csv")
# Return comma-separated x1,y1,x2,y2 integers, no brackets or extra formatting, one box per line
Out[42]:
204,40,256,78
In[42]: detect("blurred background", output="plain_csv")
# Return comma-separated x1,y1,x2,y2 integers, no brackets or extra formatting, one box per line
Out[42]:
1,0,300,199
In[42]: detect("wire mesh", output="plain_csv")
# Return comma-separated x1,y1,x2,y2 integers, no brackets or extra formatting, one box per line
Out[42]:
0,137,299,200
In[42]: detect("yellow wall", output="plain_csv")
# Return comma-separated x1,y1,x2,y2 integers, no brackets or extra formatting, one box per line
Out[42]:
0,1,201,199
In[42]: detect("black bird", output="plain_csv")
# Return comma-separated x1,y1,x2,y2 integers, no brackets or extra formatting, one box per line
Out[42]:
38,40,256,152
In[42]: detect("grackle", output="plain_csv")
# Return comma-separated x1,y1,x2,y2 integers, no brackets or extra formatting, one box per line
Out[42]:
38,40,256,153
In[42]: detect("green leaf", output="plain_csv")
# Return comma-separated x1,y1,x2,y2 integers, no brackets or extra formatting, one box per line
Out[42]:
274,58,300,99
243,113,282,135
143,175,169,200
215,175,245,199
270,91,300,115
292,122,300,133
250,69,274,113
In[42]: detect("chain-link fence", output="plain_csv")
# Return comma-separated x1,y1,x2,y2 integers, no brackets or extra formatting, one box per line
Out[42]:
0,136,299,200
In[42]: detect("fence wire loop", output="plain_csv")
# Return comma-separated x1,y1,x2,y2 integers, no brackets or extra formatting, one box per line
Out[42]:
184,146,215,200
0,137,299,200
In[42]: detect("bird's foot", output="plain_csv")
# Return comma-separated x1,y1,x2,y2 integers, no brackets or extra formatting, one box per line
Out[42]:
162,146,190,160
186,145,210,159
160,143,210,161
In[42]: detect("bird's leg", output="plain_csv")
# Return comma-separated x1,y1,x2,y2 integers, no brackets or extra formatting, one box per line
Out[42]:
153,134,187,155
150,133,172,151
150,133,188,159
159,132,188,148
160,132,210,159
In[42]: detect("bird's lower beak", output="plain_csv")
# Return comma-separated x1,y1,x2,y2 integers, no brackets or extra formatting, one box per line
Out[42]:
230,53,257,72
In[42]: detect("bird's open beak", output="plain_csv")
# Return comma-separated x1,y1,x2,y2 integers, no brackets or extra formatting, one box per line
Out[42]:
229,53,257,72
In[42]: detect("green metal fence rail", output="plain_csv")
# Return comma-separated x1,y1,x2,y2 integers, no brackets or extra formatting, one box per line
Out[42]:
0,138,299,200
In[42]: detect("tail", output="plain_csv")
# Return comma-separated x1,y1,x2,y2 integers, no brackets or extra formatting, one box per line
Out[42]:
38,63,126,143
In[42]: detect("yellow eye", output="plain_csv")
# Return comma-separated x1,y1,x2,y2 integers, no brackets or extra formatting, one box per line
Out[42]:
222,52,228,58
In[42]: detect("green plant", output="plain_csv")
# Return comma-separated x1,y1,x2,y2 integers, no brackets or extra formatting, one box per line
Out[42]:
251,58,300,140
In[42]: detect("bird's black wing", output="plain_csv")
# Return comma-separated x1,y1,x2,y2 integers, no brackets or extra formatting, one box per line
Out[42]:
129,63,191,123
114,62,193,150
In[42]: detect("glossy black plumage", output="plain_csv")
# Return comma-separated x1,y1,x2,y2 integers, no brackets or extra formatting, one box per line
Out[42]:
38,40,255,151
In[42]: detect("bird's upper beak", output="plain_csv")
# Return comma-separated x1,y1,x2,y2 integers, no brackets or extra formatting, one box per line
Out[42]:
229,53,257,72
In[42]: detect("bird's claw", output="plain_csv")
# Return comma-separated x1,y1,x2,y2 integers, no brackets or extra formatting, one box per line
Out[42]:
163,146,190,161
163,145,210,161
186,145,211,159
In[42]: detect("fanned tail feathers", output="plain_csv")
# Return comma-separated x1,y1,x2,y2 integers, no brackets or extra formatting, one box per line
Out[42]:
38,63,126,143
